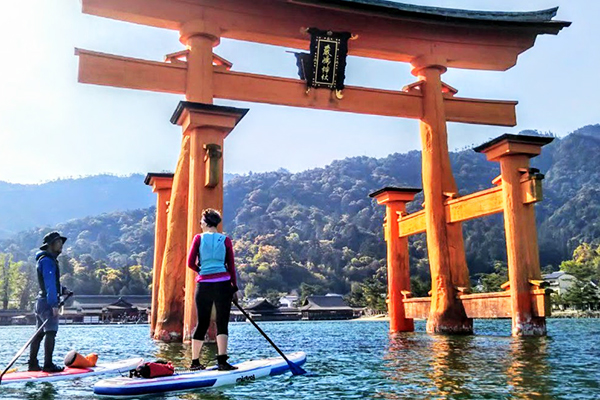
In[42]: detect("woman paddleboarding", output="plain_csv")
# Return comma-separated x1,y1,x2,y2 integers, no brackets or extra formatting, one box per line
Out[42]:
186,208,239,371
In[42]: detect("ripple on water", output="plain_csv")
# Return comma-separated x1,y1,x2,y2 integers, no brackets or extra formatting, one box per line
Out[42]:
0,319,599,399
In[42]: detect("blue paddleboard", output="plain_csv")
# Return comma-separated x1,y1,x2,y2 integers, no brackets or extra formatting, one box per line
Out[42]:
94,352,307,397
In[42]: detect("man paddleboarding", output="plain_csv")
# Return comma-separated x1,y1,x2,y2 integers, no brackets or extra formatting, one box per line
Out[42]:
28,231,70,372
187,209,239,371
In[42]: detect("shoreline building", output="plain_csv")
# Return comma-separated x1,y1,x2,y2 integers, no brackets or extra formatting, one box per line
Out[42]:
237,299,301,322
543,272,576,296
301,295,355,320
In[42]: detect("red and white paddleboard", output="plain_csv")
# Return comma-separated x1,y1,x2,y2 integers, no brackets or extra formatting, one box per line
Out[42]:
0,358,143,385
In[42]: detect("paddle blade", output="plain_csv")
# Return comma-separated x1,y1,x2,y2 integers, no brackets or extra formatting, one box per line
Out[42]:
287,360,307,376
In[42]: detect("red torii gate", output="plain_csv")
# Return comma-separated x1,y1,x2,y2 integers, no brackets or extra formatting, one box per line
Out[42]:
76,0,569,339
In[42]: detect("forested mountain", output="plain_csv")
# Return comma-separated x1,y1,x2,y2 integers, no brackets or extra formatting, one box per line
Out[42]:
0,173,238,238
0,174,154,239
1,125,599,301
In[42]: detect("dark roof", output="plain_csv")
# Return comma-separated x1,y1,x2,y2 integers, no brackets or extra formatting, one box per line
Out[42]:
543,271,567,280
295,1,570,33
369,186,422,198
67,295,151,309
301,295,353,311
144,172,174,185
106,297,137,310
473,134,554,153
245,299,279,311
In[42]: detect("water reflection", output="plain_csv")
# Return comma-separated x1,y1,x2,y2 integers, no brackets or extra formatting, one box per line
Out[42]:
19,382,57,400
178,392,233,400
154,341,218,370
140,342,232,399
506,337,553,399
381,332,553,399
427,335,474,399
379,333,476,399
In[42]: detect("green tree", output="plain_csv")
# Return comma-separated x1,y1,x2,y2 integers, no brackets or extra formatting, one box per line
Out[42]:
563,280,600,310
0,253,32,310
0,254,10,309
345,282,366,307
96,267,124,295
550,292,567,310
410,276,431,297
360,278,387,313
265,290,284,307
299,282,327,303
16,262,37,310
475,261,508,293
559,243,600,283
344,278,387,312
243,282,259,300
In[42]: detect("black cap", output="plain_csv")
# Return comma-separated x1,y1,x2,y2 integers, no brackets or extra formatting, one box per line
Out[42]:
40,231,67,251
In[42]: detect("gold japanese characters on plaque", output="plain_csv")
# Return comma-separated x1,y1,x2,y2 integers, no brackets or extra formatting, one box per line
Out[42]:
294,28,352,97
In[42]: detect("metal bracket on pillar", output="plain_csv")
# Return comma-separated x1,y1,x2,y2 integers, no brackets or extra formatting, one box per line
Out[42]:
204,143,222,188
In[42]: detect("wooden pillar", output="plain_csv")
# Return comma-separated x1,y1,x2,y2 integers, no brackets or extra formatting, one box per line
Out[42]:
180,19,219,104
411,55,472,334
370,187,422,333
475,134,553,336
436,107,470,292
154,137,190,342
171,101,248,342
144,173,174,336
179,20,220,343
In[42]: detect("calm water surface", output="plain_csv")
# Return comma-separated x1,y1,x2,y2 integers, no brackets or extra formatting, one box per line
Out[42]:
0,319,598,399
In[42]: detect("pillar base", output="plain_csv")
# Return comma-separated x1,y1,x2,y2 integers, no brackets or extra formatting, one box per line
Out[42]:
390,319,415,334
426,305,473,335
154,329,183,343
512,317,546,337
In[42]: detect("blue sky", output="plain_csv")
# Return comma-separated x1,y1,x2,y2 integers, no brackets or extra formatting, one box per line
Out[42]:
0,0,597,183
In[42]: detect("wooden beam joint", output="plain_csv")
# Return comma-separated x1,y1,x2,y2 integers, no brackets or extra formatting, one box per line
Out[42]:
398,176,544,238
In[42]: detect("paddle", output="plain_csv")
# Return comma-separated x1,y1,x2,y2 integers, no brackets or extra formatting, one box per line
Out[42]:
0,292,73,385
233,299,306,376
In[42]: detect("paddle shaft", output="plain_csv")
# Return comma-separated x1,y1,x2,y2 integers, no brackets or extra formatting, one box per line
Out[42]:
0,292,73,384
233,300,295,365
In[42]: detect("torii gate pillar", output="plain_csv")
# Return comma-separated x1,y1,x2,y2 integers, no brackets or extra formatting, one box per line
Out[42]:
171,102,248,342
370,187,422,333
476,134,553,336
412,55,472,334
144,173,174,336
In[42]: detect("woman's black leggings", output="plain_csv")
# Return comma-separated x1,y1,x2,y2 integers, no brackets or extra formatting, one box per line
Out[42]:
193,281,233,341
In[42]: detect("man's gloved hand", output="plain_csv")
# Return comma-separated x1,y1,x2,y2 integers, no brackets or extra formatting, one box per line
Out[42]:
61,286,73,296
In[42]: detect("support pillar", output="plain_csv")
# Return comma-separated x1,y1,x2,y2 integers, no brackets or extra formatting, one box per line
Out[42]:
154,137,190,342
171,101,248,342
144,173,174,336
411,55,472,334
370,187,422,333
179,20,221,343
475,134,553,336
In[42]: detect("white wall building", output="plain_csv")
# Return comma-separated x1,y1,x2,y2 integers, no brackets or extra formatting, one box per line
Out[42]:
279,295,299,308
543,272,577,295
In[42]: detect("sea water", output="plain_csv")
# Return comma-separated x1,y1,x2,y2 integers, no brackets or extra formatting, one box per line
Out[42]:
0,319,599,399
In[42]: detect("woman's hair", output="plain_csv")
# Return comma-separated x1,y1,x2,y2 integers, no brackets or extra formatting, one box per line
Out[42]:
201,208,222,228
